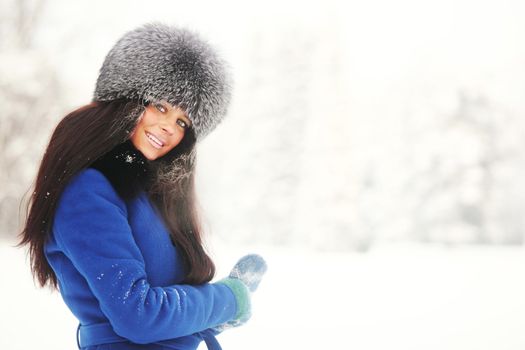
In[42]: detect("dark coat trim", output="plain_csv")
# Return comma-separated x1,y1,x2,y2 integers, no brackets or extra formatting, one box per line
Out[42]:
90,140,152,201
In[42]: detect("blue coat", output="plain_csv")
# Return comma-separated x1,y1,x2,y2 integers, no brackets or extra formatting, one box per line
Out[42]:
44,167,237,349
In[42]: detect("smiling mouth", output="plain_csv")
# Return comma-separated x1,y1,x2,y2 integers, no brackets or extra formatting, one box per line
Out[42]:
145,131,165,148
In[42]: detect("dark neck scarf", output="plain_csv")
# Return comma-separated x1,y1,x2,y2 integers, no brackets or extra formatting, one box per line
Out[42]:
90,140,152,200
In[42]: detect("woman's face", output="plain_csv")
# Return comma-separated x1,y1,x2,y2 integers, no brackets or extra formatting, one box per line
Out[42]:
130,100,192,160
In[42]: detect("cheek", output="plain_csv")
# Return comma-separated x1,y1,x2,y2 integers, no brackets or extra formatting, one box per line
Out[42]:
136,111,145,125
164,133,185,153
174,131,186,146
130,123,145,148
130,110,149,136
129,127,140,150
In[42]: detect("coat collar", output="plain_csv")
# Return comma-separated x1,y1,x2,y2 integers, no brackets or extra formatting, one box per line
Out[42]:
90,140,152,200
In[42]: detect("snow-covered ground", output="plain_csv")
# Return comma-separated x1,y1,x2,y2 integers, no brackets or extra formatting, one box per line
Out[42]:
2,241,525,350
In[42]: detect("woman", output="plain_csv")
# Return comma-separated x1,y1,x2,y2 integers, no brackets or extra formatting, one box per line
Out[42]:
18,23,266,350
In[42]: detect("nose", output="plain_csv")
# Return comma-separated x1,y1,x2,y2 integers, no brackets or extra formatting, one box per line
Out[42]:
159,117,175,135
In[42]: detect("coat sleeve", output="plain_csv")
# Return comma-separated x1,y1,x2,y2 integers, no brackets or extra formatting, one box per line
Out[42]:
52,168,237,344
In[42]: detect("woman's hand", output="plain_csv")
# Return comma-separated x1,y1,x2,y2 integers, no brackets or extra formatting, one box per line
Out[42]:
214,254,268,331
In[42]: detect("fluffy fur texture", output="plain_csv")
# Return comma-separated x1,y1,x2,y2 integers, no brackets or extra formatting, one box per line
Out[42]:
94,23,232,141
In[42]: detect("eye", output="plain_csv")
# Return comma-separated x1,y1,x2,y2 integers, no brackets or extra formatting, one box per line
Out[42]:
154,103,167,113
176,119,189,129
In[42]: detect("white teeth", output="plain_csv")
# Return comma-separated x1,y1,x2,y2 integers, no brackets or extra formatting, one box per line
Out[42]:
146,132,164,147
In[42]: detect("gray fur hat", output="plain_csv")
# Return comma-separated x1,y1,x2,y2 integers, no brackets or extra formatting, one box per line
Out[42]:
93,23,232,141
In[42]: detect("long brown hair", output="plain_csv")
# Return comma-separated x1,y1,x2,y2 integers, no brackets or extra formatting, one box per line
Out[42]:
17,99,215,289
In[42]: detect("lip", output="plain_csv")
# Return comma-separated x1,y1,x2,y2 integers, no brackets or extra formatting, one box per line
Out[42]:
145,131,166,149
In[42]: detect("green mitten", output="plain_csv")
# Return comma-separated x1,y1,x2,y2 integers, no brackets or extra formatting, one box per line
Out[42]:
214,254,267,332
216,277,252,327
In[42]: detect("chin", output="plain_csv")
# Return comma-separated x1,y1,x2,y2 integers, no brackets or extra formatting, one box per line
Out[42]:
144,151,160,161
147,148,170,161
133,145,155,161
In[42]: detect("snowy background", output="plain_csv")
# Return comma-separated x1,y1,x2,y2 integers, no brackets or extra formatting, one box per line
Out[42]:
1,0,525,349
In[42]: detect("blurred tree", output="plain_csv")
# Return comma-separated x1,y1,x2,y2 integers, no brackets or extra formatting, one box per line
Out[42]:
0,0,61,240
404,91,523,245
